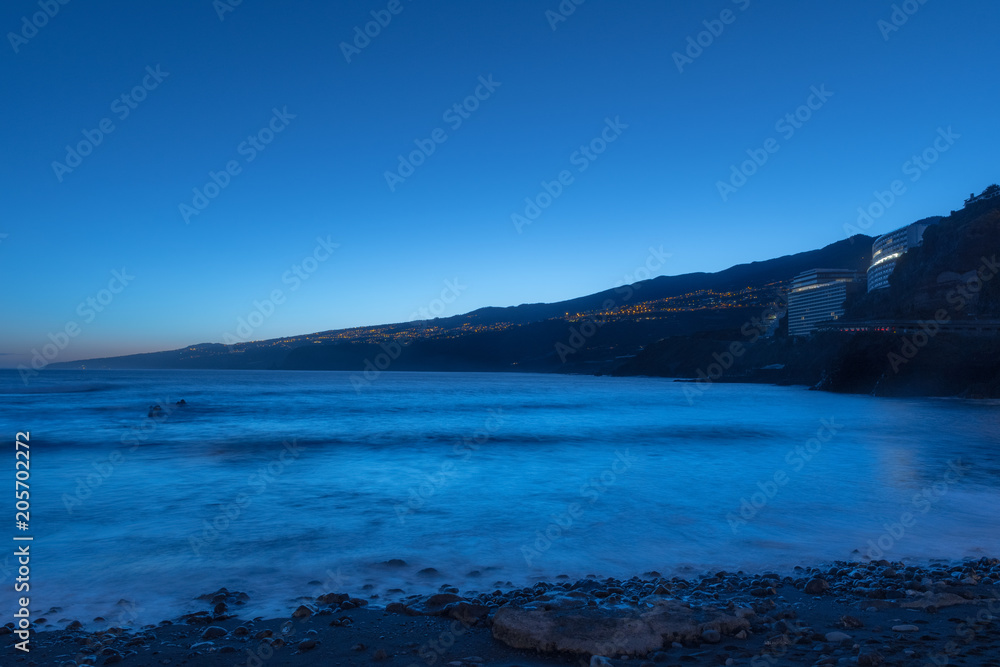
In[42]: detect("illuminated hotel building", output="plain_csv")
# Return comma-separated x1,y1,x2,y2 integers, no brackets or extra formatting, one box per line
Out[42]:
787,268,864,336
867,221,934,292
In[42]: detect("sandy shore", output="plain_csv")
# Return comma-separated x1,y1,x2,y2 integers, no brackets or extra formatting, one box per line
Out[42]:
5,558,999,667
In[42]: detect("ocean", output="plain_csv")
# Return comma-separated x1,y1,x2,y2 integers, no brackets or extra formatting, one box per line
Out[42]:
1,369,998,626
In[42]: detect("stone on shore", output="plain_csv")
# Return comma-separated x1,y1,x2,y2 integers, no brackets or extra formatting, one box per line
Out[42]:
292,604,314,619
701,628,721,643
492,599,748,656
413,593,466,616
446,601,490,625
317,592,350,605
804,577,829,594
900,591,969,609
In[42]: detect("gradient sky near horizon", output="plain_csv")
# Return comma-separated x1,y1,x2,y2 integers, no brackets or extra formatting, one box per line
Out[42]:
1,0,998,366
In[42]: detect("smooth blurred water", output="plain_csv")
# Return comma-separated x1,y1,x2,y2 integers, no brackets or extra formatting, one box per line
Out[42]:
0,369,998,626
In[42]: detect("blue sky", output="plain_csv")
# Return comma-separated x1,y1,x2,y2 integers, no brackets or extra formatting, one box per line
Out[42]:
1,0,997,365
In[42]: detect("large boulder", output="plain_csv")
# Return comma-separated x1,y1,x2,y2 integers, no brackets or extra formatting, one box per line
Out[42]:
492,600,749,656
900,592,970,609
411,593,466,616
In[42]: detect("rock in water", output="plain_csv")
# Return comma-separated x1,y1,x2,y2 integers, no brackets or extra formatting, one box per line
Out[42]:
200,626,227,639
591,657,613,667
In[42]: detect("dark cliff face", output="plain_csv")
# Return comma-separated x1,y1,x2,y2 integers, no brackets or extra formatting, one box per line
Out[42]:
614,198,1000,398
848,200,1000,320
614,331,1000,398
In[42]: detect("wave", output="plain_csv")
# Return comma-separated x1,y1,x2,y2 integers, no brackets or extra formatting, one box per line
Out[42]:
0,382,116,395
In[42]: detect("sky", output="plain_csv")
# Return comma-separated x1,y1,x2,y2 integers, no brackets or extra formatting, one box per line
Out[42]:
1,0,997,366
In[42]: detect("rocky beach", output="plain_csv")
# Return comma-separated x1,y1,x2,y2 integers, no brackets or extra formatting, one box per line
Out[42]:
6,558,999,667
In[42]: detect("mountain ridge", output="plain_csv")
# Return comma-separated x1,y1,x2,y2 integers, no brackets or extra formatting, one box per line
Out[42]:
50,234,874,372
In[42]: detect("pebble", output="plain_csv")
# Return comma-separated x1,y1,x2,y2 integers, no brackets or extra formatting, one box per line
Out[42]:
839,615,863,628
805,577,830,595
291,604,313,619
891,624,919,632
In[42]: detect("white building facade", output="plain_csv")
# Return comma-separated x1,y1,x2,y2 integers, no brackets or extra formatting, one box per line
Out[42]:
867,221,933,292
788,268,864,336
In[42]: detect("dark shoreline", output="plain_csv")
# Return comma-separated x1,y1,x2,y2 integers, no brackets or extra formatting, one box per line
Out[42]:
7,558,999,667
